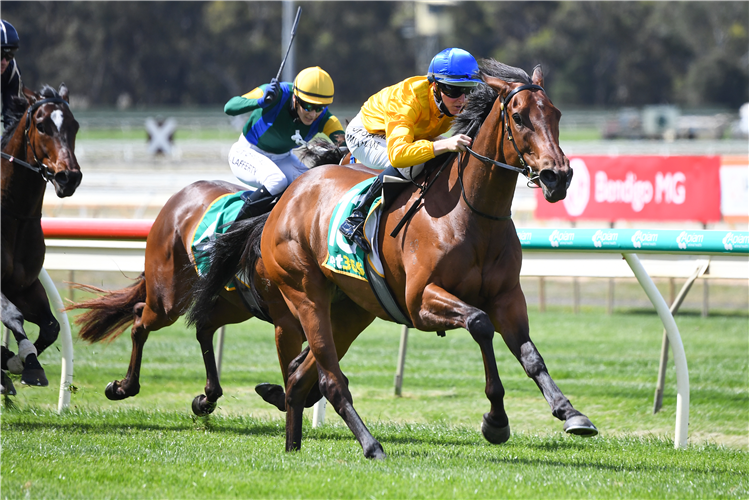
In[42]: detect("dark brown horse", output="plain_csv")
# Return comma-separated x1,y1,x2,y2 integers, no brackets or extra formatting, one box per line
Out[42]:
191,60,597,459
1,84,81,388
65,144,349,415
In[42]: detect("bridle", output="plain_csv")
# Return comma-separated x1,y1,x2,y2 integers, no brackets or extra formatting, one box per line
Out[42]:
1,97,69,183
390,83,551,235
460,83,546,221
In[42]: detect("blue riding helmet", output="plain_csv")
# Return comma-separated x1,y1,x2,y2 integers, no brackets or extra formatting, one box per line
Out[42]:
427,48,481,87
1,20,19,49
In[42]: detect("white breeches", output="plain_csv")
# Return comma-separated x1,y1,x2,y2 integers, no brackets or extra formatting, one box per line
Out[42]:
344,113,425,180
228,135,308,195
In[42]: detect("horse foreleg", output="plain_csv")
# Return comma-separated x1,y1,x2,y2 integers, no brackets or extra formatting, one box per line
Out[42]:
1,293,48,386
193,324,222,416
492,286,598,437
416,284,510,443
14,280,60,357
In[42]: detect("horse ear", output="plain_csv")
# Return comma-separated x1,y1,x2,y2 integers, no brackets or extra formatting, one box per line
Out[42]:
59,83,70,103
22,86,38,105
483,76,512,96
531,65,544,88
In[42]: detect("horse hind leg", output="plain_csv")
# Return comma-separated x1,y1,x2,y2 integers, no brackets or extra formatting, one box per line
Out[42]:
192,294,253,416
192,322,223,416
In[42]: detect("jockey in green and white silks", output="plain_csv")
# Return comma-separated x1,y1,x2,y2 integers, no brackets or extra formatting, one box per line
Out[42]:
224,66,345,221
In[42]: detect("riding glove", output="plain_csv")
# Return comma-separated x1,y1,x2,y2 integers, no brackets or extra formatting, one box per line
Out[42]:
262,78,280,105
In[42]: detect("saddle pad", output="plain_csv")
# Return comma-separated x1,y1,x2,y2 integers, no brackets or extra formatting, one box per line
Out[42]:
190,191,244,288
323,178,386,281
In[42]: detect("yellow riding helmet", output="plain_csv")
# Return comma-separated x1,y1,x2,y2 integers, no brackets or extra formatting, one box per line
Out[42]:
293,66,334,105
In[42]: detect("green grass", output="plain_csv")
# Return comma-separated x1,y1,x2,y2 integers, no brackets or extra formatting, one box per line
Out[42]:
2,310,747,498
559,127,602,141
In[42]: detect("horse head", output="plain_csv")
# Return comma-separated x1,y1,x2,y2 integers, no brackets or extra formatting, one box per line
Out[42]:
24,84,82,198
483,65,572,203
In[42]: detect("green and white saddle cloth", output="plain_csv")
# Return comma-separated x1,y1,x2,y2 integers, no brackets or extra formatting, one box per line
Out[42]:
190,192,245,287
323,177,386,281
189,191,271,323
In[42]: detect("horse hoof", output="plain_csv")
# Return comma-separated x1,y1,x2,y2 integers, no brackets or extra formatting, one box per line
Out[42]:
21,369,48,387
364,442,387,460
481,413,511,444
6,355,23,375
104,381,130,401
255,383,286,412
564,415,598,437
192,395,217,416
1,371,16,396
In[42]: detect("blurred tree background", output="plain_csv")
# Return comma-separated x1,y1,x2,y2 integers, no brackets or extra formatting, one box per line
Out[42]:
3,1,747,109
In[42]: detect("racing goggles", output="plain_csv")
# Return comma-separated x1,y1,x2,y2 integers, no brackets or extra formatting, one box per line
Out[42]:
297,99,326,113
1,48,17,61
438,83,475,99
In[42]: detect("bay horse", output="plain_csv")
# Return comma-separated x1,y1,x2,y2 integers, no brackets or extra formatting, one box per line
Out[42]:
65,145,349,415
190,60,597,459
1,84,82,389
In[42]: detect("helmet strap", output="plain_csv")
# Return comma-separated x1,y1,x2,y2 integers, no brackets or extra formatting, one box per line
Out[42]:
433,85,454,118
290,95,301,122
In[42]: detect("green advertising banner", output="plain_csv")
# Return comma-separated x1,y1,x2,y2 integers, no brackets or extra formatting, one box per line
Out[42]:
515,228,749,255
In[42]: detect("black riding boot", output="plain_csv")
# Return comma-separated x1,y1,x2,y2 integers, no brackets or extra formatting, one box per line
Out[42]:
230,186,277,230
339,175,384,253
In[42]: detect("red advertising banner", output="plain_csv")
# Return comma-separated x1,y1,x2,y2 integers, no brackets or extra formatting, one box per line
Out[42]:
535,156,721,222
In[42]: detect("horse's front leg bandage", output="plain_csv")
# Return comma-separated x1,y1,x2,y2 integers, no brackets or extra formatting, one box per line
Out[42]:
7,339,38,373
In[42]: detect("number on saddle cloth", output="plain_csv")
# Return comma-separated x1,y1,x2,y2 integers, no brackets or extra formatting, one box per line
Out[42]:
322,178,414,327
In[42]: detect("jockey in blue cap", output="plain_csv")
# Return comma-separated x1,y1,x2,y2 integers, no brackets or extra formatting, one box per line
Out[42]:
1,20,23,132
339,47,483,252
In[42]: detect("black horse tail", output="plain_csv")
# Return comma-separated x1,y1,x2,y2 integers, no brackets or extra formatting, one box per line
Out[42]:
63,275,147,343
297,138,348,167
186,213,269,329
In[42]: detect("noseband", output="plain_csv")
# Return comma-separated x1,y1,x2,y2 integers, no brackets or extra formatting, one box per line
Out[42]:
0,97,69,182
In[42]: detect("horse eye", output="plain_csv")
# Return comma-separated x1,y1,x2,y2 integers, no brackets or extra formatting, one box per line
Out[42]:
35,119,48,135
512,113,523,127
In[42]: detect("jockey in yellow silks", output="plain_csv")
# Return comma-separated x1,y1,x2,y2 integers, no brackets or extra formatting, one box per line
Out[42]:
339,48,483,252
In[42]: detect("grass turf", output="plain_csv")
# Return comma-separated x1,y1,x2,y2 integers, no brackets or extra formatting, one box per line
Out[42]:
2,310,747,498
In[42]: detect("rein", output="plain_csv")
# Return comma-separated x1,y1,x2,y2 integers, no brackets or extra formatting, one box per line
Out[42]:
0,97,69,182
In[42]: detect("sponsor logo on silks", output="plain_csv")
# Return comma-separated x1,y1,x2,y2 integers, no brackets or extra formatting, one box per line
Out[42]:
291,129,306,146
517,231,533,244
549,229,575,248
327,253,365,278
592,230,618,248
676,231,704,250
631,230,659,249
722,232,749,251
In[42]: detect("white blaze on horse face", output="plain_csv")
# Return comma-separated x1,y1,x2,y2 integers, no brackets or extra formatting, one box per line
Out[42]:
51,110,64,132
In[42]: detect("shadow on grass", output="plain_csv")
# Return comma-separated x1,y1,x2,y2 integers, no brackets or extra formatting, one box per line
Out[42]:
2,408,285,438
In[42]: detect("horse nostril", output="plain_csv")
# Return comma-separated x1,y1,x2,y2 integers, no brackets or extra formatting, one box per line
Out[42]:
54,171,69,185
539,169,558,188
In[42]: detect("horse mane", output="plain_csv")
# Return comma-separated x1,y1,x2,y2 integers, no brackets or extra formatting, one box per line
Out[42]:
1,85,62,150
38,85,61,100
296,139,348,167
1,95,27,150
453,59,539,138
